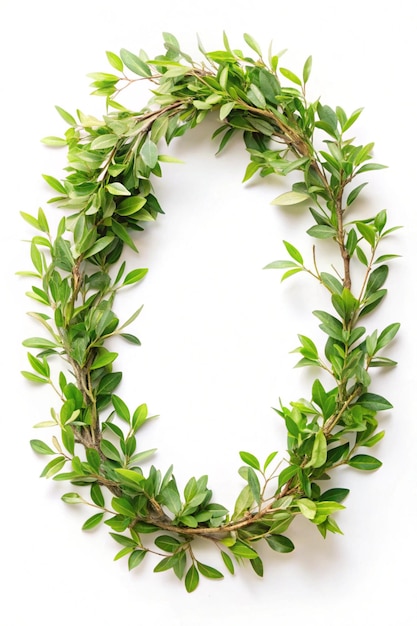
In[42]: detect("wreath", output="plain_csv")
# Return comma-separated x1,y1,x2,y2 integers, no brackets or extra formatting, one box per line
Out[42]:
20,33,400,592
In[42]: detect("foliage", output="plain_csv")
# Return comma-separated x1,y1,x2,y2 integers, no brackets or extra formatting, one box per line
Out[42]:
20,32,400,591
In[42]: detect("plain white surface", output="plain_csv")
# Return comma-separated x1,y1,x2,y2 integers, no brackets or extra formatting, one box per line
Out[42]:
2,0,417,623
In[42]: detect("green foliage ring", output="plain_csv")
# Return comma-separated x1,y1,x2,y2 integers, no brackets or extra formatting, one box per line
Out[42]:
21,33,400,592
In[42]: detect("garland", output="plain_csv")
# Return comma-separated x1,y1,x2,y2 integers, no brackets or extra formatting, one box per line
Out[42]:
20,33,400,592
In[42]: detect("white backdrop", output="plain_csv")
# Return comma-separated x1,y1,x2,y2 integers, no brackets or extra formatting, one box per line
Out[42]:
2,1,417,624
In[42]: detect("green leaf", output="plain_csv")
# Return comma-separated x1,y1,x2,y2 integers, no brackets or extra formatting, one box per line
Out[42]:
307,225,336,239
297,498,316,519
250,556,264,577
357,393,393,411
42,174,66,195
122,268,148,286
23,337,58,350
185,564,199,592
247,84,266,109
112,496,136,518
280,67,302,86
161,484,182,516
303,55,312,83
106,182,131,196
266,534,295,553
263,451,278,471
271,191,310,206
120,48,151,77
347,182,367,206
154,535,181,553
100,439,122,463
348,454,382,471
55,105,77,126
117,196,147,216
106,50,123,72
221,550,235,574
243,33,262,56
319,488,350,503
376,323,400,351
283,240,303,264
140,137,158,169
62,492,84,504
30,439,55,455
239,451,260,470
114,468,145,486
40,456,66,478
197,561,224,579
82,513,105,530
91,351,118,370
128,550,147,570
111,220,138,252
90,134,118,151
219,102,235,121
247,467,261,505
356,222,376,247
307,430,327,468
22,371,48,384
233,484,254,519
229,541,258,559
264,260,299,270
112,395,130,423
41,136,67,147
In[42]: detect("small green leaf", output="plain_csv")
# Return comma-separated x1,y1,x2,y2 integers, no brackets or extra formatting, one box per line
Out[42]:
112,496,136,518
106,182,131,196
114,468,145,486
41,136,67,147
221,550,235,574
112,395,130,423
357,393,393,411
154,535,181,553
319,488,350,503
307,225,336,239
42,174,67,195
266,534,295,553
100,439,122,463
185,564,199,592
122,268,148,286
347,182,368,206
303,55,312,83
239,451,260,470
297,498,316,519
250,556,264,577
348,455,382,471
140,137,158,169
91,351,118,370
30,439,55,455
219,102,235,120
82,513,105,530
243,33,262,56
197,561,224,579
62,492,84,504
280,67,302,86
128,550,146,570
229,541,258,559
271,191,310,205
307,430,327,468
283,240,303,264
106,50,123,72
120,48,151,77
55,105,77,126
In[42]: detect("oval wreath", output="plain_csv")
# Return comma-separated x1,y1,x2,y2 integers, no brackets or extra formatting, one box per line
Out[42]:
20,33,400,592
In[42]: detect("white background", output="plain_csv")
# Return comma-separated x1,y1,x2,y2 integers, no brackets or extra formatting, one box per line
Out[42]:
2,0,417,623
